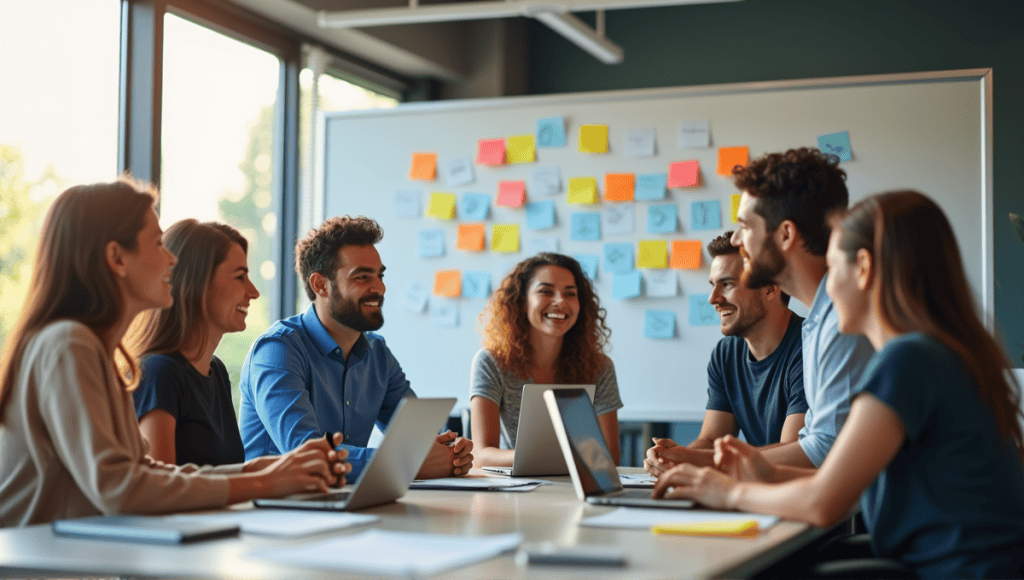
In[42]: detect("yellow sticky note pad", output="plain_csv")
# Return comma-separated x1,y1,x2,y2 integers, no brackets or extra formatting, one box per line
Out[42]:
409,152,436,180
652,520,759,538
567,177,599,204
637,240,668,268
717,146,749,176
491,224,520,253
670,240,702,269
456,223,485,251
433,270,462,297
578,124,609,153
426,193,457,220
506,134,536,164
604,173,635,202
731,194,742,223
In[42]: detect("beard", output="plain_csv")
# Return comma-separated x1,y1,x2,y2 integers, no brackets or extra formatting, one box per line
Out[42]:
720,297,767,338
329,283,384,332
741,237,785,290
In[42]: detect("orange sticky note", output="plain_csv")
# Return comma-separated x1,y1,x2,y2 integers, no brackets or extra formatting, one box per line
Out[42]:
668,160,700,188
731,194,742,223
426,192,457,220
491,224,520,253
638,240,668,268
497,181,526,208
578,124,609,153
717,146,749,176
477,139,506,165
567,177,599,204
604,173,635,202
670,240,703,269
409,153,436,180
456,223,485,251
434,270,462,297
506,135,536,164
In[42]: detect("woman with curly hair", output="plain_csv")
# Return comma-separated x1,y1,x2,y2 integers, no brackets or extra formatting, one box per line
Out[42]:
469,253,622,468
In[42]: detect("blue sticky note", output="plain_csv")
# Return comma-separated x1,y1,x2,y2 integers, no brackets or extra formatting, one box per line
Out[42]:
571,212,602,241
689,294,719,326
526,200,556,230
612,271,643,300
635,173,667,201
647,204,678,234
459,193,490,221
644,310,676,339
462,271,492,298
537,116,566,148
603,243,634,274
690,200,722,231
574,254,599,281
818,131,853,162
416,229,445,257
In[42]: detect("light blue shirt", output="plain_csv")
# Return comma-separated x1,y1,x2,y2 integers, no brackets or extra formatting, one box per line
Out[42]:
238,304,414,480
797,275,875,466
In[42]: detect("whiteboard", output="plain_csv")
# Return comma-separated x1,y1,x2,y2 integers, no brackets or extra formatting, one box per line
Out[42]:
320,69,992,422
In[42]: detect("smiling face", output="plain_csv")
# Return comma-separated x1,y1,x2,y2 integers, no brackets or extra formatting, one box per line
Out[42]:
525,265,580,342
708,253,768,338
327,244,386,332
120,209,177,311
825,228,870,335
731,192,786,290
206,242,260,336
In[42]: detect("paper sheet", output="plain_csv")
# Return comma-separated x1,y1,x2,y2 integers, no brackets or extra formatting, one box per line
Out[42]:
408,477,550,490
168,511,378,537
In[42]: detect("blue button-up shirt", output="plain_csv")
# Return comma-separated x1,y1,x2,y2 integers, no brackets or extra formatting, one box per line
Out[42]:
798,275,875,466
238,304,413,479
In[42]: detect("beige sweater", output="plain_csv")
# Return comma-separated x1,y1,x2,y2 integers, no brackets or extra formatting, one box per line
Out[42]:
0,320,235,527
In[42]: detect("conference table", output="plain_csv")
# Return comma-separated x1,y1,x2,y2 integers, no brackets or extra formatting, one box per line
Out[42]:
0,468,827,579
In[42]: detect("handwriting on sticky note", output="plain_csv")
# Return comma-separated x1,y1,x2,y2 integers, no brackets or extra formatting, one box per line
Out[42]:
394,190,421,218
578,124,609,154
456,224,485,251
602,203,635,236
477,139,505,165
416,229,445,258
526,236,559,254
574,254,599,281
459,193,490,221
445,156,474,186
643,270,678,297
526,201,556,230
530,166,561,196
461,271,491,299
426,192,457,220
637,240,668,268
635,173,667,201
670,240,702,269
668,160,700,188
625,127,656,158
604,243,634,274
506,134,536,164
536,117,566,148
678,120,711,148
689,294,719,326
644,310,676,339
817,131,852,162
612,271,643,300
429,297,459,328
604,173,635,202
717,146,749,176
647,204,678,234
434,270,462,297
571,212,601,241
409,152,436,180
567,177,598,204
491,224,520,253
690,200,722,231
497,181,526,208
397,281,429,313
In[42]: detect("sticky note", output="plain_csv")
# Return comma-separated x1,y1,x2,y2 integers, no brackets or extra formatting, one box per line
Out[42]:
625,127,656,158
394,190,421,218
477,139,505,165
444,156,474,186
678,120,711,148
567,177,599,204
526,200,556,230
462,271,492,299
818,131,853,162
433,270,462,297
530,166,562,196
643,270,678,297
491,224,520,253
635,173,667,201
409,152,436,180
717,146,749,175
497,181,526,208
668,160,700,188
574,254,600,281
416,229,445,258
731,193,742,223
578,124,609,153
458,193,490,221
638,240,668,268
456,223,486,251
571,212,601,241
670,240,702,269
537,116,566,148
429,297,459,328
644,310,676,339
396,281,429,313
604,173,635,202
526,237,559,254
612,271,643,299
689,294,719,326
603,243,634,274
691,200,722,231
426,192,457,220
652,520,758,538
647,204,678,234
507,134,536,164
602,203,635,236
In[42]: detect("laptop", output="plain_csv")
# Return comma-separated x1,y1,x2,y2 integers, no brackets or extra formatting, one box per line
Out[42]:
481,384,596,477
253,397,455,511
544,388,695,509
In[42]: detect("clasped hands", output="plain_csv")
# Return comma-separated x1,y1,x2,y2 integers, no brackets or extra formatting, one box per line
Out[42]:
646,435,775,509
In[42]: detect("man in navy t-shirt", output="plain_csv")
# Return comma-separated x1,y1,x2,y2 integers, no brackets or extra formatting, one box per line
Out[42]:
645,233,807,472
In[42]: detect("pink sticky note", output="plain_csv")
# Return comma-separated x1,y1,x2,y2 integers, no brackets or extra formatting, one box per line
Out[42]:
668,160,700,187
477,139,506,165
497,180,526,207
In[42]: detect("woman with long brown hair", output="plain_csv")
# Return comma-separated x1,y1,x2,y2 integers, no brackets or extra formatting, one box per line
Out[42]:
654,190,1024,578
0,179,346,527
470,252,622,468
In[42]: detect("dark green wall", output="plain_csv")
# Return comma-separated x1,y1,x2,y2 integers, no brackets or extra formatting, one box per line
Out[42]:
526,0,1024,365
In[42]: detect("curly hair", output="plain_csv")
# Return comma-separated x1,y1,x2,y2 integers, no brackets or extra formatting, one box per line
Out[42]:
480,253,610,383
707,231,739,258
295,216,383,301
732,147,848,256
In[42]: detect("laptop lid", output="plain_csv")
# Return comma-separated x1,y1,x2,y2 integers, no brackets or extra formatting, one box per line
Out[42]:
253,397,455,511
503,384,595,476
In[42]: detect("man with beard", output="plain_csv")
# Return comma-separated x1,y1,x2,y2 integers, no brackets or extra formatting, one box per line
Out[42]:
645,232,806,474
238,216,473,480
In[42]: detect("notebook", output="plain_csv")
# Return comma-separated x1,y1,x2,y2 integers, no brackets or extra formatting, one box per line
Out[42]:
544,388,694,509
253,397,455,511
51,515,239,545
481,384,595,477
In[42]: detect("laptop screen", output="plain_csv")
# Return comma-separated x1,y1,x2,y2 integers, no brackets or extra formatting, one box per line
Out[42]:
546,388,622,496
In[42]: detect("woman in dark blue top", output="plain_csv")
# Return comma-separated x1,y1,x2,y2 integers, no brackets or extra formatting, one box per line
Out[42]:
654,190,1024,578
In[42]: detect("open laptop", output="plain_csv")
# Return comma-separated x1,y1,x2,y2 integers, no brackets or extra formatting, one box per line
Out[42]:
544,388,695,509
481,384,595,477
253,397,455,511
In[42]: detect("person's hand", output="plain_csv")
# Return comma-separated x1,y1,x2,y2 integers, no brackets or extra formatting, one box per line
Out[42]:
316,432,352,487
714,435,774,483
416,431,475,479
257,444,338,497
652,463,739,510
644,437,679,475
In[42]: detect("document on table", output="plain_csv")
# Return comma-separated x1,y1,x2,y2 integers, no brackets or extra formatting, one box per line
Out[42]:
166,511,378,537
619,473,656,487
408,477,551,491
581,507,779,530
252,530,522,576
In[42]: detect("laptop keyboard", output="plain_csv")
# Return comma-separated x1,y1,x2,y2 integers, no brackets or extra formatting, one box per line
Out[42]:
315,491,352,502
615,489,655,499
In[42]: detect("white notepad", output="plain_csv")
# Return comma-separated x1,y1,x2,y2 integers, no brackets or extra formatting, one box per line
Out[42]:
166,511,378,537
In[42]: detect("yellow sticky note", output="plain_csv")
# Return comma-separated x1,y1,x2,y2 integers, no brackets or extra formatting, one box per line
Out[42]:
604,173,635,202
506,134,536,164
731,193,742,223
491,224,520,253
578,124,609,153
567,177,599,204
670,240,702,269
638,240,668,268
717,146,749,176
652,520,759,538
456,223,485,251
433,270,462,297
409,152,436,180
426,192,456,220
